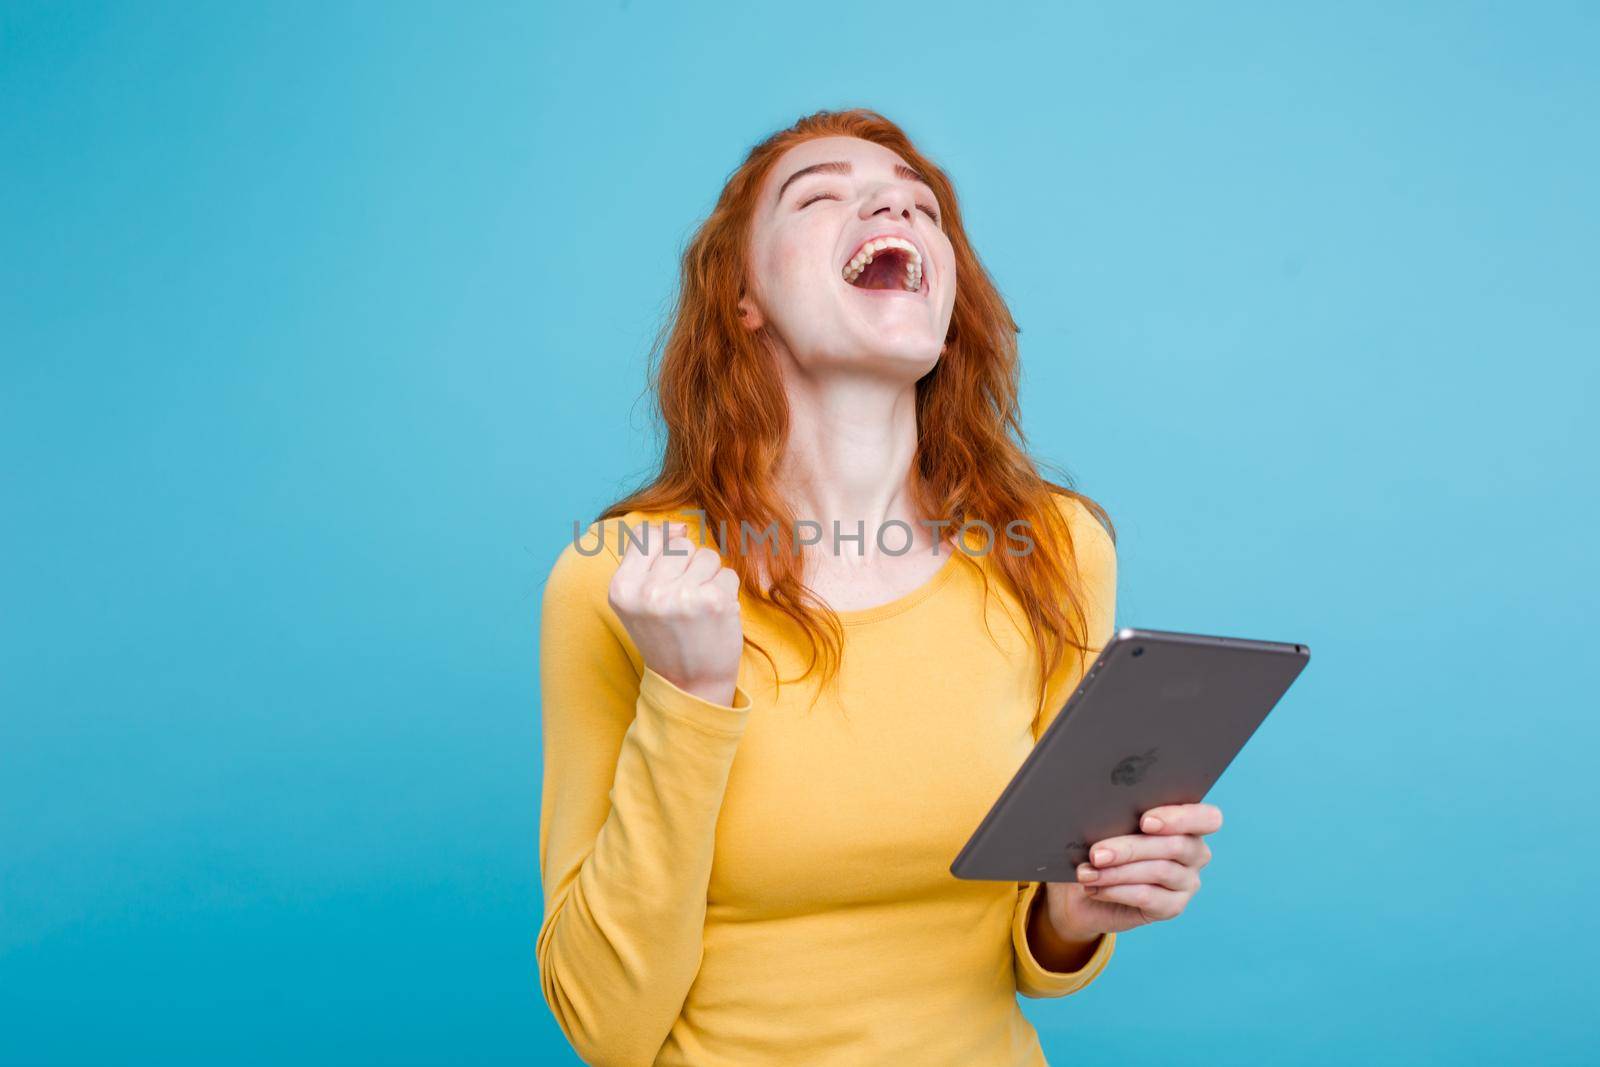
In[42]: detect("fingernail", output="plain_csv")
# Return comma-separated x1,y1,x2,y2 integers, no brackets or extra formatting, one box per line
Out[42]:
1092,848,1113,866
1143,815,1163,832
1078,866,1098,882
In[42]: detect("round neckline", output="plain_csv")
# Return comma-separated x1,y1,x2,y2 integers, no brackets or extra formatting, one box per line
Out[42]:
830,545,969,626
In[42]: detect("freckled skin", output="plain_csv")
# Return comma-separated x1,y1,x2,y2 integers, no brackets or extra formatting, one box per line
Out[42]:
739,136,958,377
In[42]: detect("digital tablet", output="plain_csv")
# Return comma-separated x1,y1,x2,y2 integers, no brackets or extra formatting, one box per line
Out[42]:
950,627,1311,882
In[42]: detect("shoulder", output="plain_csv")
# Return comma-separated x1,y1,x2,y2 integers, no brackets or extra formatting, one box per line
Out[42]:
542,507,704,607
542,511,641,610
1045,489,1117,577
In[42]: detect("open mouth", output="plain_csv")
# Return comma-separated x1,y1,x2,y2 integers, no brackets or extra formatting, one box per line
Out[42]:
841,236,925,295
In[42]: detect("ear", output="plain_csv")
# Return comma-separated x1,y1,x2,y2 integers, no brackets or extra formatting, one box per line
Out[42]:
737,286,764,331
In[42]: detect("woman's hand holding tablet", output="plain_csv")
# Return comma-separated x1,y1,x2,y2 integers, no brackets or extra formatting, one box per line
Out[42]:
954,627,1311,949
1041,800,1223,943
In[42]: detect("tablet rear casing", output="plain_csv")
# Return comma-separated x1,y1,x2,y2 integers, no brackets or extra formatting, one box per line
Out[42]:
950,627,1310,882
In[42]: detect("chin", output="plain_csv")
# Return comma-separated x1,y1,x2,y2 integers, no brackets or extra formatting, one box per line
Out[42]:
792,342,938,380
871,331,941,360
858,341,942,378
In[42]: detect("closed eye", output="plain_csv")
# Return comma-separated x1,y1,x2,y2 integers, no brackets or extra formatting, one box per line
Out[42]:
799,191,942,225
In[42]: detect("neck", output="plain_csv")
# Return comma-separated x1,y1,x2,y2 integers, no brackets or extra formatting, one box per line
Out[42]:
774,360,936,567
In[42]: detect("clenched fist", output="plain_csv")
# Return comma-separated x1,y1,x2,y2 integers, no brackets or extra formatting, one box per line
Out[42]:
608,520,744,706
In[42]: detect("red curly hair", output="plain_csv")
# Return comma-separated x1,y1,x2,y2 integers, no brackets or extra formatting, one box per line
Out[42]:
598,107,1114,722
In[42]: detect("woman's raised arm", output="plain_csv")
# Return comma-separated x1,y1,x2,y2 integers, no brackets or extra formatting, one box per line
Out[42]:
535,520,751,1065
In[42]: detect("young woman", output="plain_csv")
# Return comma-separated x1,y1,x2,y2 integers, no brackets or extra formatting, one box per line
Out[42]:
537,109,1222,1066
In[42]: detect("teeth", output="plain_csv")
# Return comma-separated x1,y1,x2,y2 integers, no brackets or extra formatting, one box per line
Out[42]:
841,235,924,291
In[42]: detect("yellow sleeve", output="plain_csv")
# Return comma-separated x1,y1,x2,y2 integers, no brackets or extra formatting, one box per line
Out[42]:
1012,494,1119,998
535,522,754,1065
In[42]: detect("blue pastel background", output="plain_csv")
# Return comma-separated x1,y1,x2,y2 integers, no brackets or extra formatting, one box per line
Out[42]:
4,2,1595,1064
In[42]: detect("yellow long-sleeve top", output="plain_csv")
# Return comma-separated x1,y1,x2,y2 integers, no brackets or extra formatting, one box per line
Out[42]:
536,492,1118,1066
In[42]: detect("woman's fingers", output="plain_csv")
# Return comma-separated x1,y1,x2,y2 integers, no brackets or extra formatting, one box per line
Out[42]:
1076,858,1198,892
1140,802,1223,836
710,566,741,598
1074,803,1218,925
1080,882,1188,921
648,525,698,581
615,520,671,576
1089,831,1210,870
645,524,726,596
681,542,726,586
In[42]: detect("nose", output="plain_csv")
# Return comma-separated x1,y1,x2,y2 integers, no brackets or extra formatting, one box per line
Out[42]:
860,181,917,223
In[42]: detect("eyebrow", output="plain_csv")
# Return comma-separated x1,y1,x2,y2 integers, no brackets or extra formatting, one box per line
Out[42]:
774,160,933,206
